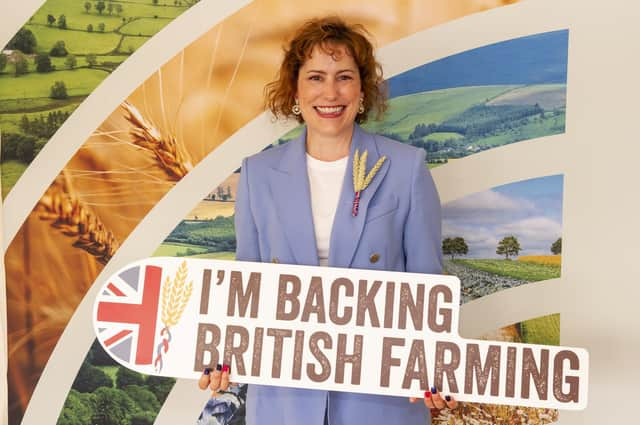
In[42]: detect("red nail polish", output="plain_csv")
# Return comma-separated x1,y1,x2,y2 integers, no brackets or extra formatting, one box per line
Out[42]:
424,391,431,398
222,364,230,372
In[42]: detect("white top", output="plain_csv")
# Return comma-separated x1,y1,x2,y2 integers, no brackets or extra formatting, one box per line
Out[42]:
306,154,348,267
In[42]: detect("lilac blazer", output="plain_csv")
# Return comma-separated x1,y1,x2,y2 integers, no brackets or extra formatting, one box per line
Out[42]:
235,124,442,425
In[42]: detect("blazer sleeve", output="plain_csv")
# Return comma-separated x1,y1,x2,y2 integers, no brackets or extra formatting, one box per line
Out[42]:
234,157,261,262
403,149,443,274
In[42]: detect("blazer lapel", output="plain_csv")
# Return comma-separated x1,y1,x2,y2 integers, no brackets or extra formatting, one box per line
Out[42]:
329,125,390,268
267,132,319,266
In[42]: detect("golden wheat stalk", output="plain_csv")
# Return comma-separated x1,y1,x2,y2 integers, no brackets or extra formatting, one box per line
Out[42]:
161,261,193,327
121,101,194,181
36,179,119,265
353,150,386,192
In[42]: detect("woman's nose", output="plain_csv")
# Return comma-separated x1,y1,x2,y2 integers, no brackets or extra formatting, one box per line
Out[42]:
323,81,339,99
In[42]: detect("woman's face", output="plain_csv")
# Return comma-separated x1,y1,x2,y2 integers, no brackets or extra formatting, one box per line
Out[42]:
296,44,362,142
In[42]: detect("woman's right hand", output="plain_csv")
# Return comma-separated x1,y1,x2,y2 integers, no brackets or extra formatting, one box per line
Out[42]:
198,364,231,396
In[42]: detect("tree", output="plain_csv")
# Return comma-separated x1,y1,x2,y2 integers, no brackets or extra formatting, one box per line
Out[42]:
92,387,136,425
152,0,159,4
115,3,123,15
116,366,145,389
13,53,29,77
496,235,521,260
86,53,98,67
107,1,114,14
95,0,106,14
58,14,68,29
72,362,113,393
145,375,176,403
50,40,68,57
47,14,56,26
124,385,160,412
130,412,155,425
7,28,37,54
15,136,36,162
57,390,95,425
84,1,92,13
87,23,94,32
65,54,77,69
0,53,7,72
442,236,469,260
98,22,106,32
35,53,55,73
551,237,562,255
50,81,69,99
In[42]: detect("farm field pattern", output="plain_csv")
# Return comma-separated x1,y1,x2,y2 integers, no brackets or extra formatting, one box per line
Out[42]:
0,0,194,196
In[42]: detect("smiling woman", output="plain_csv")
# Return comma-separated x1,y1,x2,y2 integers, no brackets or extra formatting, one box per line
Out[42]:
198,16,456,425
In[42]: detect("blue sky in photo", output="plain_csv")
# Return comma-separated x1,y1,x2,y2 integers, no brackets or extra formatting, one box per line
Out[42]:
389,30,569,98
442,175,563,258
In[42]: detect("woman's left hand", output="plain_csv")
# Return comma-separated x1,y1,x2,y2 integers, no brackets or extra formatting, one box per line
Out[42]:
409,386,458,417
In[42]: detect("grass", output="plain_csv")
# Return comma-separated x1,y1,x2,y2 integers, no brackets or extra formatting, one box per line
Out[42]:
97,365,119,384
1,161,28,198
363,85,518,139
472,111,565,148
519,314,560,346
120,17,173,36
190,251,236,260
0,68,107,100
25,24,121,55
423,132,464,141
454,258,561,282
118,35,150,53
153,243,209,257
0,101,82,135
29,0,189,32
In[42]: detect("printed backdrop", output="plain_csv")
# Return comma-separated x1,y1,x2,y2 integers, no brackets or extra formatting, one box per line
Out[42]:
2,1,639,425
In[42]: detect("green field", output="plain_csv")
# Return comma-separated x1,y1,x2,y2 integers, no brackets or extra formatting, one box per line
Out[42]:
454,259,561,282
153,242,210,257
0,68,108,100
25,24,122,54
423,132,463,141
120,17,173,36
364,85,518,139
1,161,29,198
97,365,119,384
519,314,560,346
118,35,150,53
473,111,565,148
29,0,189,32
191,251,236,260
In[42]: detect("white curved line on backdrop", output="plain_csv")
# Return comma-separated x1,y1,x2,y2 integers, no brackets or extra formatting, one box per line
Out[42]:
2,0,252,251
22,0,574,422
0,0,46,48
20,113,295,425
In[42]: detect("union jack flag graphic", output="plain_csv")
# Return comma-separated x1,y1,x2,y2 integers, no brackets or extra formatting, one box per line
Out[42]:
96,265,163,366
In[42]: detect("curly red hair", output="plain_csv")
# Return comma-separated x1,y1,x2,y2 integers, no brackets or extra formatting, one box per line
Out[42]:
265,16,387,124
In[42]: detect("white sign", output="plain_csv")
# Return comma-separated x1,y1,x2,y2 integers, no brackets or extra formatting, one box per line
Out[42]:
93,257,588,409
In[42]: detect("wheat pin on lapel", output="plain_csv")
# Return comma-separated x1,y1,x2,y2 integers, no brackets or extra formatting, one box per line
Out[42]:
352,149,386,216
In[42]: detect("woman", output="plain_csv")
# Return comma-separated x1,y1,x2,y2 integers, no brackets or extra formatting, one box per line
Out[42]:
199,16,457,424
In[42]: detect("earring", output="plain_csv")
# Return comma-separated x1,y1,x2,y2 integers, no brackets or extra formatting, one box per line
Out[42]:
292,98,301,115
358,98,365,114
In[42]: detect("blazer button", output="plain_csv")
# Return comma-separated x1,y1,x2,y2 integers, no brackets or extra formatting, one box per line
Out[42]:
369,253,380,264
271,257,279,263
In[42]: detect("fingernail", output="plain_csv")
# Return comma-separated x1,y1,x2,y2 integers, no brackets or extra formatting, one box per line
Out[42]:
222,364,230,372
424,391,431,398
216,364,222,371
431,386,438,394
204,368,211,375
445,395,451,402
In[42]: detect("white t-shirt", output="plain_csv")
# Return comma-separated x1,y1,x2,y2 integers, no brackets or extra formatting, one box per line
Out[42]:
306,154,348,267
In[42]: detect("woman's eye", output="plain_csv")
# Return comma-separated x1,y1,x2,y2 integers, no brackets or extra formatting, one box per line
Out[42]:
309,75,322,81
338,75,353,80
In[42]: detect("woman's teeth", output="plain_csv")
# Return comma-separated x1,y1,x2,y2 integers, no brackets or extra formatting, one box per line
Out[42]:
316,106,344,114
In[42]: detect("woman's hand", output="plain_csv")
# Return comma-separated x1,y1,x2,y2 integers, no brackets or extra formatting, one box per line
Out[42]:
409,386,458,418
198,364,231,396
